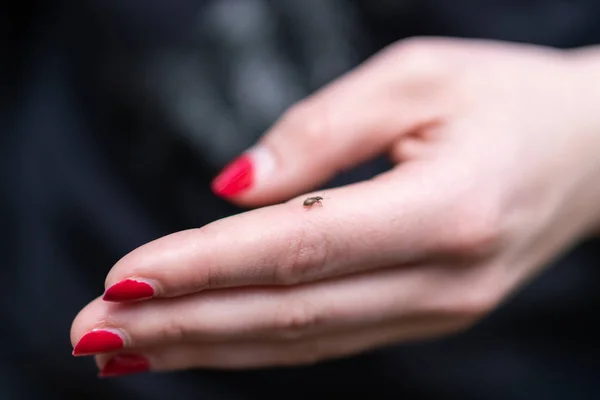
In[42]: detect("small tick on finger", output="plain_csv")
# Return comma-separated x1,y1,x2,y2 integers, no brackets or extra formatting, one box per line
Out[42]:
303,196,324,208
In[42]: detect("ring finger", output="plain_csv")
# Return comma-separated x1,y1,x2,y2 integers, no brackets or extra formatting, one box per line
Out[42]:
95,316,462,376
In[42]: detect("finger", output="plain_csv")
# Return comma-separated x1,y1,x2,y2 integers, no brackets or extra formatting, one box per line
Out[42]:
94,317,460,375
101,165,464,302
72,264,493,354
211,41,445,206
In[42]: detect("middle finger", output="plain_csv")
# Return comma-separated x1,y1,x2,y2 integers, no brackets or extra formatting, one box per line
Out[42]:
72,263,481,355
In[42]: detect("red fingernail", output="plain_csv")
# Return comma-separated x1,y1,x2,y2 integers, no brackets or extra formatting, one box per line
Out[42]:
99,354,150,378
211,154,254,197
103,279,155,302
73,329,124,356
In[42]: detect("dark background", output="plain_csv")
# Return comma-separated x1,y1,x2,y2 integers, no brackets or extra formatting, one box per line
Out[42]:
2,1,600,398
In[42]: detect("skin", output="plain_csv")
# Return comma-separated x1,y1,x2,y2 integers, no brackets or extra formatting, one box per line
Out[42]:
71,37,600,373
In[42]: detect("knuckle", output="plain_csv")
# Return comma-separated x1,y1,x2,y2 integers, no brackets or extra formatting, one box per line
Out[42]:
272,298,320,340
281,100,336,152
159,316,189,343
441,202,504,259
431,267,505,324
388,38,446,81
378,37,459,111
275,224,330,285
453,283,501,321
291,341,324,366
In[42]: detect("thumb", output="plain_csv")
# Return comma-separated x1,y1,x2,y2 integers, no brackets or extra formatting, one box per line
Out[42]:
211,42,440,206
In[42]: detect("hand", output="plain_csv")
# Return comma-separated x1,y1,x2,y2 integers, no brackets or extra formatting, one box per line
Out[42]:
71,38,600,377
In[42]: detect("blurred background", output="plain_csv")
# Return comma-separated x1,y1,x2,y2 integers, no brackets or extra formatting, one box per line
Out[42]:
2,0,600,398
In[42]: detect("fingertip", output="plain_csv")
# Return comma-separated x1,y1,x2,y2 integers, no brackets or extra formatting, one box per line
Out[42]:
103,278,158,302
102,230,201,301
94,354,106,371
72,327,127,356
97,353,151,378
211,145,277,200
70,297,103,349
210,138,337,208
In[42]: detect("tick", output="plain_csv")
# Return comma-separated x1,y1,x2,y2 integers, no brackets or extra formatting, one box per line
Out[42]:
303,196,324,208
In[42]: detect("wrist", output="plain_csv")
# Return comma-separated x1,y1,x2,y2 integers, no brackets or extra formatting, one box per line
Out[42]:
566,46,600,237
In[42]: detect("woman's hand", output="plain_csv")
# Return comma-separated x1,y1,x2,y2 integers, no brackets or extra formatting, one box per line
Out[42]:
71,38,600,377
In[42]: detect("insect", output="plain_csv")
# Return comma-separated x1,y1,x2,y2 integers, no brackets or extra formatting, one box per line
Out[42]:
303,196,324,208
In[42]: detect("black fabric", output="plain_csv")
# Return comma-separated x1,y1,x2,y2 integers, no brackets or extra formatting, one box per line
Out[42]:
2,1,600,399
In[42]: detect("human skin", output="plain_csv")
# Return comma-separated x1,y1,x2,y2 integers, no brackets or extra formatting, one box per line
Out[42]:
70,37,600,377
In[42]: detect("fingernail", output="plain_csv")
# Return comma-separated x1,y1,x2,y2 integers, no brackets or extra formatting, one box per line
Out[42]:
211,146,275,197
103,278,156,302
99,354,150,378
73,328,125,356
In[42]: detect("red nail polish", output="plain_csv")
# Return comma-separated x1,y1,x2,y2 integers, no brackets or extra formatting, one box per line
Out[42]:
99,354,150,378
103,279,155,302
211,154,254,197
73,329,124,356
